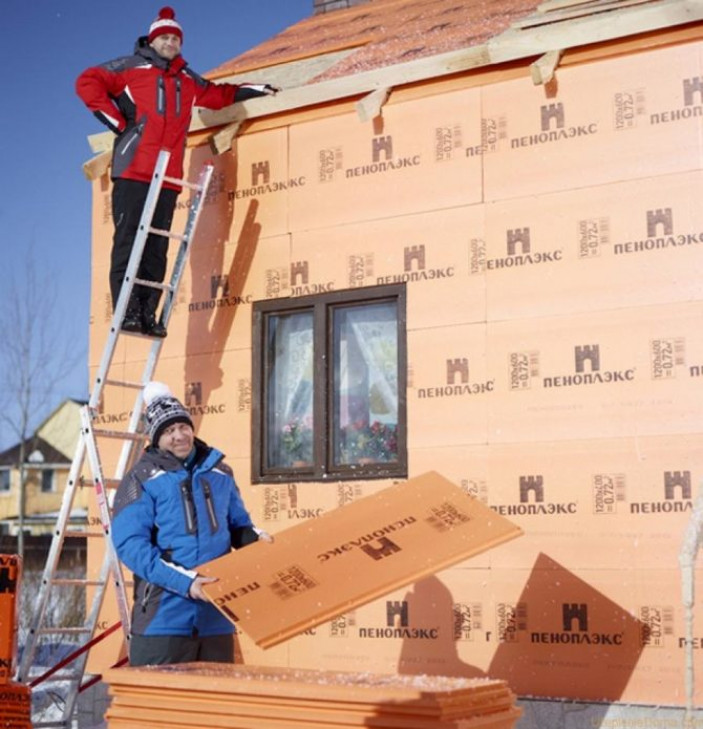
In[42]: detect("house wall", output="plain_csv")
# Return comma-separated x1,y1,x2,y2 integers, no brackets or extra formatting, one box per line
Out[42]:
37,400,82,460
88,36,703,705
0,468,73,528
0,399,87,530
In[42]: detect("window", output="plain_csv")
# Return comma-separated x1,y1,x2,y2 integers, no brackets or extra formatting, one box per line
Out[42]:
0,469,10,493
253,284,407,482
41,469,56,493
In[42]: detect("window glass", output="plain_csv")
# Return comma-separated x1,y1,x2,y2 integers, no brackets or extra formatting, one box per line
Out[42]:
266,311,314,468
333,301,398,466
0,470,9,492
41,469,55,493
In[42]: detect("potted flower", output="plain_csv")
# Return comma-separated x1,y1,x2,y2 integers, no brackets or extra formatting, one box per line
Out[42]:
281,418,312,466
340,420,398,464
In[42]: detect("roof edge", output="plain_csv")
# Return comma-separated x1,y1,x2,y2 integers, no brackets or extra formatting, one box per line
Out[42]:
194,0,703,134
82,2,703,178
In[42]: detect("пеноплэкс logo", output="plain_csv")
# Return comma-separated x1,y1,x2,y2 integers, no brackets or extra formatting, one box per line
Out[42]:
345,135,421,180
478,226,563,272
358,601,439,640
651,76,703,126
183,382,226,417
543,344,635,389
510,102,598,149
491,476,577,518
417,357,495,400
630,471,693,514
375,244,455,286
530,603,624,647
616,207,703,257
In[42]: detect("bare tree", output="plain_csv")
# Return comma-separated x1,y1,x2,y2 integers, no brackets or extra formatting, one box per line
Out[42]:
0,251,84,557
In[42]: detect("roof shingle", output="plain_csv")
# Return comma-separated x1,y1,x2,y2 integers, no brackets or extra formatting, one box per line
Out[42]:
207,0,541,81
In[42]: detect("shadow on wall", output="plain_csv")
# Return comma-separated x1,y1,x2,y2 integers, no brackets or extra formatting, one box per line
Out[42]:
397,554,646,729
183,143,261,430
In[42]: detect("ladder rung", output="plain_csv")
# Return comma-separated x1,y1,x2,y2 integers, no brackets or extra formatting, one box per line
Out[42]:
163,175,205,191
104,478,122,490
27,669,84,682
103,378,145,390
148,226,188,242
133,277,174,292
53,578,105,587
65,530,103,539
38,627,92,637
91,429,144,442
118,328,160,339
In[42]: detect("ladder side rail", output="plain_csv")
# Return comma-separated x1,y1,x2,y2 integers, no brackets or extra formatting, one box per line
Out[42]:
88,150,171,411
160,163,215,330
81,409,132,636
16,435,88,682
55,551,115,725
112,364,155,483
113,164,214,479
26,555,114,727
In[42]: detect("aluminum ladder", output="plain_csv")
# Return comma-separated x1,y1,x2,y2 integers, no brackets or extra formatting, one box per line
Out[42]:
16,149,215,728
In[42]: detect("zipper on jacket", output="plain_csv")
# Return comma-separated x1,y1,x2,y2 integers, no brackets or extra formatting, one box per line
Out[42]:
140,582,153,612
180,479,197,534
119,125,141,156
175,77,182,116
157,76,166,115
202,480,219,533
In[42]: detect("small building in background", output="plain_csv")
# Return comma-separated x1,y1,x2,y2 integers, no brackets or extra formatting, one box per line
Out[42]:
0,399,87,536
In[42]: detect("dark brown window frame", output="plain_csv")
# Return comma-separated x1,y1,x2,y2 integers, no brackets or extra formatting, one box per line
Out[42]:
252,284,407,483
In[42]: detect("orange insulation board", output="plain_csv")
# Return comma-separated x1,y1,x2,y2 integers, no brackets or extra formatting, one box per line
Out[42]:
104,663,521,729
200,471,522,648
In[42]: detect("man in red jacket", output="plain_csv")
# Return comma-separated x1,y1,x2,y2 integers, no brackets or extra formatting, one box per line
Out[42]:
77,7,278,336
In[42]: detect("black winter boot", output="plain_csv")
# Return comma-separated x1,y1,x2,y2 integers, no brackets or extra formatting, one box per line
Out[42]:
121,299,143,334
141,297,167,338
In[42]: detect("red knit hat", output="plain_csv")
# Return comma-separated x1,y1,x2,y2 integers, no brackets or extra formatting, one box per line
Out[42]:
148,6,183,44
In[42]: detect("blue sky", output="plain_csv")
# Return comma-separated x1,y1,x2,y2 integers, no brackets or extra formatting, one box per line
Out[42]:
0,1,311,448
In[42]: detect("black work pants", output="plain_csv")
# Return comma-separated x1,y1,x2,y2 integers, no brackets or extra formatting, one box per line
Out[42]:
110,178,179,310
129,633,235,667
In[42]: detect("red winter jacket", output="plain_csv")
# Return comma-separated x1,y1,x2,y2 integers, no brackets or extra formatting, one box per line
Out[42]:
77,38,239,189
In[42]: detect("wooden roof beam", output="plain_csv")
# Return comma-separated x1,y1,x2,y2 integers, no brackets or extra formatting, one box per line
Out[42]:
356,86,392,122
530,48,564,84
488,0,703,62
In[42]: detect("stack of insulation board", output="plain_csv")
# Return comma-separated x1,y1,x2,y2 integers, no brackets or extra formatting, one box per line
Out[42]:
103,663,522,728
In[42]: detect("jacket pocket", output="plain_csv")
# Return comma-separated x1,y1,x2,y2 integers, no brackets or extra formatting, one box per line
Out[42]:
134,576,162,612
112,115,146,178
201,479,219,534
132,577,164,635
180,478,197,534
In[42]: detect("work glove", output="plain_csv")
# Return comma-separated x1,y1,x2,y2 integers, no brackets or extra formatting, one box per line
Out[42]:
235,83,281,102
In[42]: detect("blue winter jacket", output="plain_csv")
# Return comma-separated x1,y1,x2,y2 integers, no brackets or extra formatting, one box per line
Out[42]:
111,439,256,637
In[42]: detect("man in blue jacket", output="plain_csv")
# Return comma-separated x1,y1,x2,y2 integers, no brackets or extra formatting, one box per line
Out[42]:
112,381,269,666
